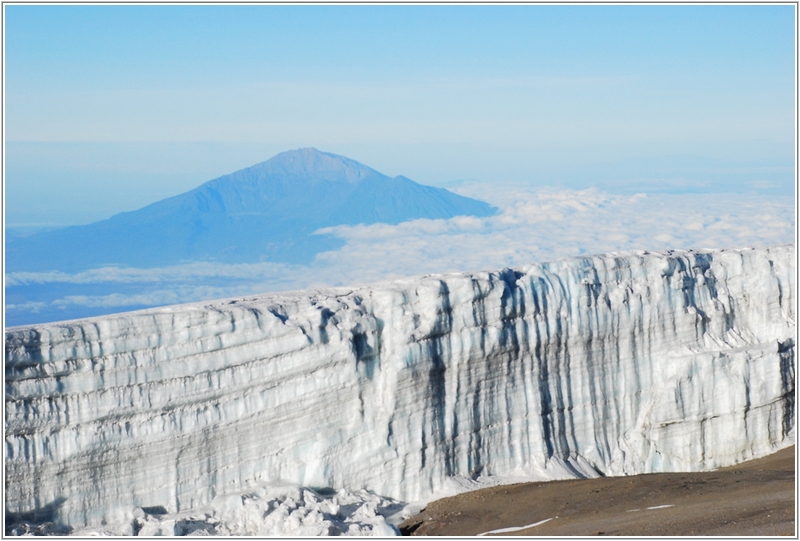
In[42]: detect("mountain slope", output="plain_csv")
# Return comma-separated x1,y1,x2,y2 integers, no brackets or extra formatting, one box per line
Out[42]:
6,148,497,272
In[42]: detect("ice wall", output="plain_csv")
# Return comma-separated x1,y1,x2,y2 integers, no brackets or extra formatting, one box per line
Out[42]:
5,245,795,530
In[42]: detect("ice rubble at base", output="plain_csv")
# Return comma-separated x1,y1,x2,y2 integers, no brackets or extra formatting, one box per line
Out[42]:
66,485,403,537
5,245,796,536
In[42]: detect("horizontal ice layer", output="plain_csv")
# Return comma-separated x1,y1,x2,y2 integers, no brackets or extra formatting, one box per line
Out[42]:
5,245,795,531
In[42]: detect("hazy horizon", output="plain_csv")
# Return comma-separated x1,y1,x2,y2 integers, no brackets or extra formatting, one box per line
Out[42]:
4,4,796,325
6,4,795,228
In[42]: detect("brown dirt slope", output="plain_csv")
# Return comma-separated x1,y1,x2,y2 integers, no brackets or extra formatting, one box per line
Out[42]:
400,446,796,536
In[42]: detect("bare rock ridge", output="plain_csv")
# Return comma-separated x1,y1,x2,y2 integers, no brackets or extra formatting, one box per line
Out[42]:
4,148,497,272
4,245,795,532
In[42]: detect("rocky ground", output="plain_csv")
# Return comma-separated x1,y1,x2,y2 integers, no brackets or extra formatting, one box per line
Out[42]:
400,446,795,536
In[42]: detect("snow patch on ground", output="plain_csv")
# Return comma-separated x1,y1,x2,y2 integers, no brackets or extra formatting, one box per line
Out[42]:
478,517,555,536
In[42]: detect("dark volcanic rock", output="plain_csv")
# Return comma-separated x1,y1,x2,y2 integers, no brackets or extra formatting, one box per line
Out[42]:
401,446,796,537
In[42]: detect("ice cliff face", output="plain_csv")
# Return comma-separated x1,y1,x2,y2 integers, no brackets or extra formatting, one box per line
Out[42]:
5,245,795,531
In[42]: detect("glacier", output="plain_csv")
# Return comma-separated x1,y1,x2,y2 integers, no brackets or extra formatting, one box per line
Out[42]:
5,245,795,534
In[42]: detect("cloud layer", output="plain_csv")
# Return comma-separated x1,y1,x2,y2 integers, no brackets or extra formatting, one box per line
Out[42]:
6,186,794,325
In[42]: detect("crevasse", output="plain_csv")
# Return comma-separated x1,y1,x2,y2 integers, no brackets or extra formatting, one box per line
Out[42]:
5,245,795,530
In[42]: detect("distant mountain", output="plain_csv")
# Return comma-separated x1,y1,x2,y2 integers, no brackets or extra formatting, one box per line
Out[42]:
6,148,497,272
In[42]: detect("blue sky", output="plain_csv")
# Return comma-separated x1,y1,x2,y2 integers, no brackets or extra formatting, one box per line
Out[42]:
5,4,795,227
4,4,797,325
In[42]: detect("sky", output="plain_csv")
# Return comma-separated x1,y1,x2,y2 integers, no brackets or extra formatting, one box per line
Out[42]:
5,4,795,226
3,3,797,325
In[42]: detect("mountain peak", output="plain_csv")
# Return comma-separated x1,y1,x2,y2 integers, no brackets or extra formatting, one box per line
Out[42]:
258,147,382,184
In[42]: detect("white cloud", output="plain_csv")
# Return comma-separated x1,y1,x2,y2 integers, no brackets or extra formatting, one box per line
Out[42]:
6,186,794,319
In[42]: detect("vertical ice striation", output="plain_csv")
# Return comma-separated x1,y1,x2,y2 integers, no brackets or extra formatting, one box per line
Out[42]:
5,245,795,530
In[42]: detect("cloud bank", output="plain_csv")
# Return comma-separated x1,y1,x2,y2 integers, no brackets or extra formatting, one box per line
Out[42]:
6,186,794,325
